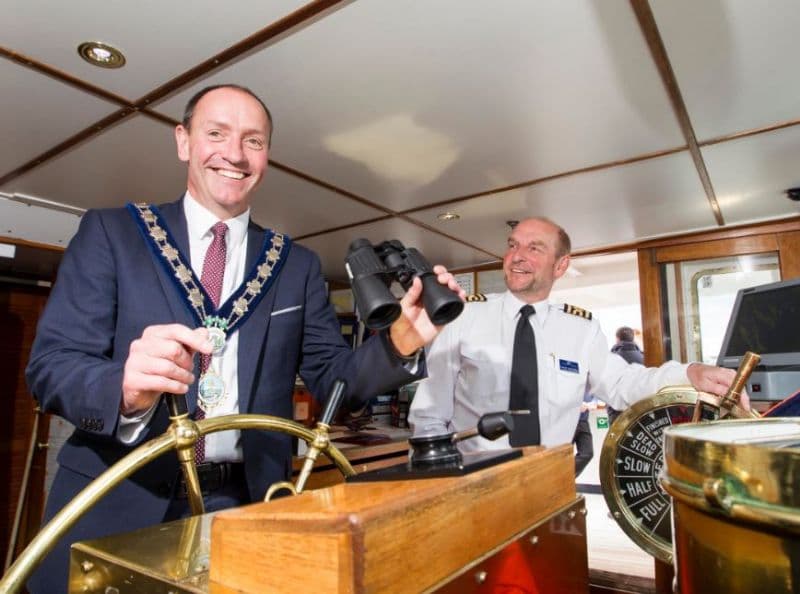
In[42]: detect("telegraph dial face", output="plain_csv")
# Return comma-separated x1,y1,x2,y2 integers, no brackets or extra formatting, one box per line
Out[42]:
599,386,714,563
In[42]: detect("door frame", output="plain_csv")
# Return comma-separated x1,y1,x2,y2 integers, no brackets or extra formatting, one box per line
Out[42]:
636,218,800,366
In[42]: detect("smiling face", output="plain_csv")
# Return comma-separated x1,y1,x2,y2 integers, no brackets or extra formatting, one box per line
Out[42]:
175,87,270,219
502,218,571,302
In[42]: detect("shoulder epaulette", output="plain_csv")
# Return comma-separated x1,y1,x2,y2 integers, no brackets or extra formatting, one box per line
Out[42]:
563,303,592,320
465,293,487,302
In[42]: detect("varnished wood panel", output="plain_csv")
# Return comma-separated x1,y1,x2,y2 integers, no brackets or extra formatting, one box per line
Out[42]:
674,263,688,362
292,440,409,491
210,446,575,594
637,249,665,366
572,217,800,260
0,282,50,566
638,217,800,249
777,231,800,280
655,235,778,263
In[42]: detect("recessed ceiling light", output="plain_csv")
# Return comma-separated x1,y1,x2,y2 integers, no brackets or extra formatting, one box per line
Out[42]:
77,41,126,68
437,212,460,221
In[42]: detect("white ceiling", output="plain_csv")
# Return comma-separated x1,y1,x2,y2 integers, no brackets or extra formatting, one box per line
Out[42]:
2,0,799,282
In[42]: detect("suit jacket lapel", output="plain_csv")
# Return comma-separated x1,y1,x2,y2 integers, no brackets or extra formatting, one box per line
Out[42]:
237,222,276,411
153,199,195,328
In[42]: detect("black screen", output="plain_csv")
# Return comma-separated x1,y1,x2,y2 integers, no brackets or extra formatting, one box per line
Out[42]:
723,284,800,357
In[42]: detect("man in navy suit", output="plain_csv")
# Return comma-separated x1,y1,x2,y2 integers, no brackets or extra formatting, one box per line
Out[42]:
25,84,465,593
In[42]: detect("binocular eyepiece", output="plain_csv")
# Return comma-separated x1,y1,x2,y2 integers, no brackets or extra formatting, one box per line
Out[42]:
345,238,464,330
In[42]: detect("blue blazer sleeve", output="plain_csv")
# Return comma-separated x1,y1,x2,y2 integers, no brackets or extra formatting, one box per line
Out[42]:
293,249,424,408
26,210,126,438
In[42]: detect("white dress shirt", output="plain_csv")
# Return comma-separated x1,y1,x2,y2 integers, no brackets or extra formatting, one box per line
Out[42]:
409,290,690,452
184,193,249,462
119,193,250,462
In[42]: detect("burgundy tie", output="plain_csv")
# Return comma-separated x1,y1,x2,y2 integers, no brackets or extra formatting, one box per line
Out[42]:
195,221,228,463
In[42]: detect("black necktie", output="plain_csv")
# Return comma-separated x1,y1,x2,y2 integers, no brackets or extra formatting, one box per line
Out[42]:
509,304,539,446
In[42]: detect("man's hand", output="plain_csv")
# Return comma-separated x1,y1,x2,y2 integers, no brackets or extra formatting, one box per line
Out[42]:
388,265,466,357
121,324,212,415
686,362,751,409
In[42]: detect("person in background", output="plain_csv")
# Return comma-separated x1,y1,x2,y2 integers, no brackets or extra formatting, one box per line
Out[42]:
25,84,464,594
573,391,595,476
606,326,645,425
409,217,746,455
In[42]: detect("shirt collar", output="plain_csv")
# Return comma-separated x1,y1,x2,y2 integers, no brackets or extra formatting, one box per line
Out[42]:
503,290,550,325
183,191,250,251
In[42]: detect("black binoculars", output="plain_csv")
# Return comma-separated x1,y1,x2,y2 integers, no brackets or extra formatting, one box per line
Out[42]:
345,238,464,330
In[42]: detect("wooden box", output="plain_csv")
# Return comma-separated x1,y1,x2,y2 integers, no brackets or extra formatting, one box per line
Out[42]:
210,445,578,593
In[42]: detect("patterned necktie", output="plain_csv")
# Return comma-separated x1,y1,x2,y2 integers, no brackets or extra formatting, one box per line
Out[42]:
195,221,228,463
509,304,540,446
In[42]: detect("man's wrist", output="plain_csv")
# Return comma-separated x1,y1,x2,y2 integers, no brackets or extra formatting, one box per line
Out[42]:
386,328,422,362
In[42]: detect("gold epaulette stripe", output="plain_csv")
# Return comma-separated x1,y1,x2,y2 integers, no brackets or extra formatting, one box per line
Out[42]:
465,293,487,302
563,303,592,320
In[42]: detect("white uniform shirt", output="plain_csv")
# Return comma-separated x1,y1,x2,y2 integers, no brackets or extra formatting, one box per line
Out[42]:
409,290,690,452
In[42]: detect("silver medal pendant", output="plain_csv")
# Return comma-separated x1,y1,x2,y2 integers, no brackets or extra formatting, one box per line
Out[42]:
198,371,226,412
207,326,227,355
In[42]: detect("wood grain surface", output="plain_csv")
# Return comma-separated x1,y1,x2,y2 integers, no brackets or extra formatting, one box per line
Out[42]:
209,445,575,593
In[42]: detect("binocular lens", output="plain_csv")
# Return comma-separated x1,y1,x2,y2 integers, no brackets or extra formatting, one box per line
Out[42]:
426,301,464,326
346,237,464,330
366,302,402,330
350,273,401,330
420,274,464,326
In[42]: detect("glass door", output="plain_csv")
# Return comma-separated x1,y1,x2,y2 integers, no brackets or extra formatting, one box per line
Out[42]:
662,254,780,364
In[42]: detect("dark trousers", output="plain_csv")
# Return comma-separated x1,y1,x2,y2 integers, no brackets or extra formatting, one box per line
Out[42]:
573,419,594,477
163,475,250,522
607,406,622,427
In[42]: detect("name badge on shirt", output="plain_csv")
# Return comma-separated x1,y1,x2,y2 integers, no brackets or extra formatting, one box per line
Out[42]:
559,359,580,373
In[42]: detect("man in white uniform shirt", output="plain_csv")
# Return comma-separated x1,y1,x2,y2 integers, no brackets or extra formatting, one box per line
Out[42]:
409,217,743,452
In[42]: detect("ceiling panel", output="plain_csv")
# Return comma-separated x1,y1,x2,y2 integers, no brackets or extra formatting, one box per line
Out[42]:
0,197,82,247
1,1,798,283
702,126,800,225
651,0,800,140
1,114,186,210
249,167,386,238
1,112,387,241
154,0,685,211
409,151,716,255
0,60,118,173
2,0,309,98
296,217,496,282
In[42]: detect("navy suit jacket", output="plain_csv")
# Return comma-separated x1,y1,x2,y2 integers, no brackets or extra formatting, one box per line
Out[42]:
25,197,420,592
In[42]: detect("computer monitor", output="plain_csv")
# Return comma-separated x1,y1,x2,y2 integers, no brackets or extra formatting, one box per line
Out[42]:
716,277,800,400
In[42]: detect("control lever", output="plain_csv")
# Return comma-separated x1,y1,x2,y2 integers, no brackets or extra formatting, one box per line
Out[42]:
451,411,518,443
294,379,347,493
166,393,204,515
691,351,762,423
409,410,519,468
